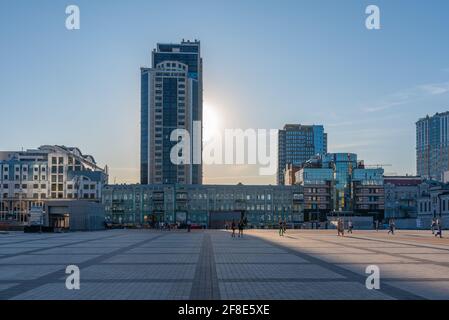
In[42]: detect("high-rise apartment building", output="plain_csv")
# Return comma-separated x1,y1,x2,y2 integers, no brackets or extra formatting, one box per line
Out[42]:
141,40,203,185
277,124,327,185
416,111,449,181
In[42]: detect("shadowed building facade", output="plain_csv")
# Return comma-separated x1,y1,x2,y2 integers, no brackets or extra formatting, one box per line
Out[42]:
102,184,303,228
141,40,203,185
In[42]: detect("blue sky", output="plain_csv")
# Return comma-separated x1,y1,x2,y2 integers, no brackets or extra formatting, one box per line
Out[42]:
1,0,449,184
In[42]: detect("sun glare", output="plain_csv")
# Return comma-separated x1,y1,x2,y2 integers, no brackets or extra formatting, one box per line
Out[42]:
203,104,221,142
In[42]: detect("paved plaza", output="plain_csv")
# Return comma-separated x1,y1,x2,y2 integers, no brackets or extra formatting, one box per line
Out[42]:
0,229,449,300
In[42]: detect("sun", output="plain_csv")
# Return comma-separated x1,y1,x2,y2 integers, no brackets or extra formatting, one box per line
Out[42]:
203,104,221,142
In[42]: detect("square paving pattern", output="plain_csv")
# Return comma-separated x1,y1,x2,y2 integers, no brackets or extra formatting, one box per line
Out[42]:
0,229,449,300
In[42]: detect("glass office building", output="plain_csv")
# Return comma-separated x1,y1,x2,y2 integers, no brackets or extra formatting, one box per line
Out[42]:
323,153,358,212
141,40,203,185
277,124,327,185
295,153,384,221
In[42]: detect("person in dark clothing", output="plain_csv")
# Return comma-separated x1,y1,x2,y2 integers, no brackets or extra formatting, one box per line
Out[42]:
388,219,395,235
231,220,236,238
435,219,443,238
238,219,244,237
347,219,353,234
431,219,437,235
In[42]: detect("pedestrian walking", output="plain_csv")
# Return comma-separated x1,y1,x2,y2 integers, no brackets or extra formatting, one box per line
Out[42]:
238,219,244,237
388,219,395,235
279,220,283,236
231,220,236,238
348,219,353,234
279,220,284,236
187,220,191,232
337,218,344,237
435,219,443,238
375,220,380,232
283,220,287,234
431,219,437,235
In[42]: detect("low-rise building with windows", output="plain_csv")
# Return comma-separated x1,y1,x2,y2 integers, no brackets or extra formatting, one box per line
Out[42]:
102,184,304,228
417,181,449,228
384,176,427,219
0,145,108,227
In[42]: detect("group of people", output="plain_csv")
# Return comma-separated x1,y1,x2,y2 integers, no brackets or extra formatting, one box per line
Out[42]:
278,220,287,236
431,218,443,238
227,219,246,238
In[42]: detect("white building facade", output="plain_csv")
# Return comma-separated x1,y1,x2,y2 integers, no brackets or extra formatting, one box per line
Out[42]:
0,145,108,226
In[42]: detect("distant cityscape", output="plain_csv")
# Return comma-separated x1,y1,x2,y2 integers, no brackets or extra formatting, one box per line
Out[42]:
0,40,448,231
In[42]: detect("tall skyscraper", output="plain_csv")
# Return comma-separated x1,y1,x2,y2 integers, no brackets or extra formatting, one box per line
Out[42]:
277,124,327,185
141,40,203,185
416,111,449,181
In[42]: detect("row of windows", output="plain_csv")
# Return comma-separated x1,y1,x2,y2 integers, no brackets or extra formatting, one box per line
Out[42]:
2,175,47,181
1,166,46,173
106,193,291,202
0,183,95,191
1,184,47,189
